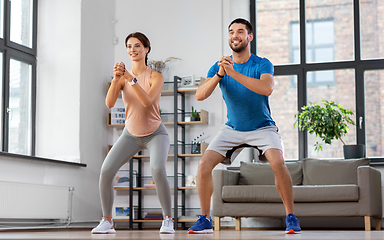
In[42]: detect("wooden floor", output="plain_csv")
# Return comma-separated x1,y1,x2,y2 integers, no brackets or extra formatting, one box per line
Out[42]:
0,229,383,240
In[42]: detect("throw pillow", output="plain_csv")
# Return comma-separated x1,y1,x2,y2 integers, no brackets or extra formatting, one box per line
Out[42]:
238,161,303,185
302,158,370,185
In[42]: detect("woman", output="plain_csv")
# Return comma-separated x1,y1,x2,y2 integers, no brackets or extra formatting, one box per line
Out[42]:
92,32,174,234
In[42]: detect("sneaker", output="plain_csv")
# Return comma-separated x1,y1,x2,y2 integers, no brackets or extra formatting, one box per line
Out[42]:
285,213,301,234
188,215,213,234
160,216,175,234
91,217,116,234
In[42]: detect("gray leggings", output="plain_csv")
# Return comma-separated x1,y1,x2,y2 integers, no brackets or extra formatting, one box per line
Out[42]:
99,123,172,216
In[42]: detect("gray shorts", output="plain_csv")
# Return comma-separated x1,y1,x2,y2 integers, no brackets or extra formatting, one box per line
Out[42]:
207,124,283,165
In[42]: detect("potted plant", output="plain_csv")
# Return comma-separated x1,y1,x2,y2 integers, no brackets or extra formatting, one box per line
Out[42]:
147,57,181,74
191,106,200,122
294,99,365,159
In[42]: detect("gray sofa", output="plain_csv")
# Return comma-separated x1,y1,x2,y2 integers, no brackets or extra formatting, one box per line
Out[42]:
212,157,382,231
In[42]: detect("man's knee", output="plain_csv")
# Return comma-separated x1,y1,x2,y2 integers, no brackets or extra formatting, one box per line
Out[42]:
198,156,212,174
198,150,224,174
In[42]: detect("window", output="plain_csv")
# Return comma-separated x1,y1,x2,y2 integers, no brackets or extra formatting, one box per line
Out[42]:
307,69,356,159
364,70,384,157
292,20,335,65
256,0,300,65
0,0,37,156
306,21,334,63
8,59,32,155
251,0,384,162
269,75,298,160
10,0,33,48
292,20,335,86
360,0,384,59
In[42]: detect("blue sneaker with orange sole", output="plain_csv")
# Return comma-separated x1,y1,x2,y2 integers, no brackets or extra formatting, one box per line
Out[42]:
188,215,213,234
285,213,301,234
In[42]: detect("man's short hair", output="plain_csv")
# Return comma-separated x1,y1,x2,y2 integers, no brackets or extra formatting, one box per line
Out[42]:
228,18,253,34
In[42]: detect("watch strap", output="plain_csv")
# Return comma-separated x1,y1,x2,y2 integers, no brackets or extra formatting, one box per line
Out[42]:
216,72,224,78
129,78,137,86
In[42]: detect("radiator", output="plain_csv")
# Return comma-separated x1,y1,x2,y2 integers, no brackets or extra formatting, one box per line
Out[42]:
0,181,73,220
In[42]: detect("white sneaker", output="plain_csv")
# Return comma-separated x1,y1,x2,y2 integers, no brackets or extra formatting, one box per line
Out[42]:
159,216,175,234
91,218,116,234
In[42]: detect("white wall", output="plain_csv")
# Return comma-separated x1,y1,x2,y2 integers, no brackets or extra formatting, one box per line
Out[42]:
0,0,116,224
36,0,81,162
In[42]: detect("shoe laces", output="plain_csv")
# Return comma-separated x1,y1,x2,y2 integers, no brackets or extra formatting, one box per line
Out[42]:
99,217,111,225
163,217,172,227
286,214,299,225
197,214,210,223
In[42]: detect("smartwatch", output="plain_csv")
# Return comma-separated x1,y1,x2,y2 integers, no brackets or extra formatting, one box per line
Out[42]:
129,78,137,86
216,71,224,78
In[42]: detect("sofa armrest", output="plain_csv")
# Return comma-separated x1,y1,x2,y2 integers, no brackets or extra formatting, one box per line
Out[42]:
357,166,382,219
212,170,240,217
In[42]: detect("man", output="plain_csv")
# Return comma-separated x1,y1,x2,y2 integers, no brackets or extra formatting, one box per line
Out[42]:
188,18,301,234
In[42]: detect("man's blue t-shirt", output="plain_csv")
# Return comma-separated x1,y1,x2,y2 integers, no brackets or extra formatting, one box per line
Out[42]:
207,54,275,131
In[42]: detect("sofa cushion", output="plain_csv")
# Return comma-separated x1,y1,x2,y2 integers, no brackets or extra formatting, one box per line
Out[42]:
302,158,370,185
238,161,303,185
222,185,359,203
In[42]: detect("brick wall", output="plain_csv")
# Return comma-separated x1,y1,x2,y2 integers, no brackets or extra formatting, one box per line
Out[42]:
256,0,383,159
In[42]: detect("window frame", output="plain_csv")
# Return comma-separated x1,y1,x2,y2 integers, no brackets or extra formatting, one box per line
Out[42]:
1,0,37,156
250,0,384,164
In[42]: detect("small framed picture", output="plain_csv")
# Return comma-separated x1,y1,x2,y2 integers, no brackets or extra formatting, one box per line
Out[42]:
180,75,195,87
112,205,133,219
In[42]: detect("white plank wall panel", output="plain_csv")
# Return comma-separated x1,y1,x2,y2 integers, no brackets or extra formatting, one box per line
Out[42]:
0,181,70,219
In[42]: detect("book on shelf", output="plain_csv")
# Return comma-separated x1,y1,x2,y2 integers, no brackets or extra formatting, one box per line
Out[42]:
144,184,156,188
144,217,163,220
144,214,163,220
146,212,163,216
144,214,163,218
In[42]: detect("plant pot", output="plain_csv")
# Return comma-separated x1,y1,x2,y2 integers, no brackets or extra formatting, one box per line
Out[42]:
191,117,200,121
343,144,365,159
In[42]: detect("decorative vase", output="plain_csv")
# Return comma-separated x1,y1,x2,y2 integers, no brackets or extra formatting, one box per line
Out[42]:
343,144,365,159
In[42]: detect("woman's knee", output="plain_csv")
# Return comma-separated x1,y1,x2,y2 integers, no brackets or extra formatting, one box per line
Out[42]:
100,165,116,182
151,165,166,179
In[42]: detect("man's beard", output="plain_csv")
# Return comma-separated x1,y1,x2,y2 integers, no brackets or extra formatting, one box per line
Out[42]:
229,40,248,53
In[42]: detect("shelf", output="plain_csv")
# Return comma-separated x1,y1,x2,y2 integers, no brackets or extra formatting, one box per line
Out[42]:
178,216,199,222
161,89,197,96
180,109,209,125
108,142,208,158
134,219,162,223
113,219,163,223
114,217,198,223
108,110,208,127
162,109,209,126
179,142,208,157
113,216,198,222
178,186,197,190
127,186,197,190
114,187,130,190
161,90,174,96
